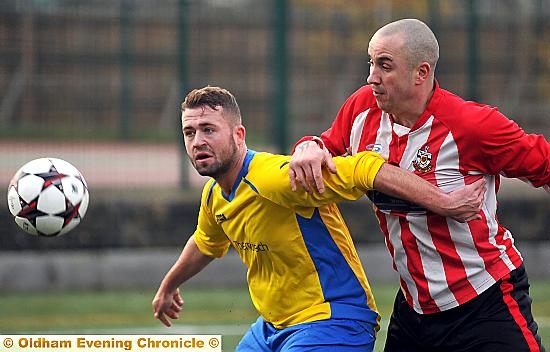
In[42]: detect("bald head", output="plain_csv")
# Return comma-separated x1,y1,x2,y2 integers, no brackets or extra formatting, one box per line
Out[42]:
373,19,439,75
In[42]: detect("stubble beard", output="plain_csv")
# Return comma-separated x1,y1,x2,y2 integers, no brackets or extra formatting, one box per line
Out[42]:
193,141,239,179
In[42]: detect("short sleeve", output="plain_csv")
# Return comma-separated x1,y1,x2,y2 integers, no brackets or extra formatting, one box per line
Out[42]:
192,181,231,258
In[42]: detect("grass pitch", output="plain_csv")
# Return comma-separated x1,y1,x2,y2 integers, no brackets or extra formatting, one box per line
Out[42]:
1,282,549,351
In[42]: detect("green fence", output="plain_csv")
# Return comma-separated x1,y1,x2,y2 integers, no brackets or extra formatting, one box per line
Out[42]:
2,0,550,149
1,0,550,249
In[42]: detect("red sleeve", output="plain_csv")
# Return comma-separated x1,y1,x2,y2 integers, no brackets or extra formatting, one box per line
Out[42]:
460,105,550,188
320,87,369,156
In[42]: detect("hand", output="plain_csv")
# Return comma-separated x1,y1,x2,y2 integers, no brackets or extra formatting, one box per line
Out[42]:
289,141,336,193
152,288,184,327
444,178,486,222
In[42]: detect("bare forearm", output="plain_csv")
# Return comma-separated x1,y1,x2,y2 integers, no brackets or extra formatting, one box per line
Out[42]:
159,237,214,292
372,163,450,214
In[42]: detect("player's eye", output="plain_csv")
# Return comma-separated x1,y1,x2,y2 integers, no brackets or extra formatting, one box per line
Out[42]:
183,130,195,138
204,127,214,134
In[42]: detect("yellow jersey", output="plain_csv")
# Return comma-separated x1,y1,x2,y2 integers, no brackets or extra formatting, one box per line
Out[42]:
193,150,384,329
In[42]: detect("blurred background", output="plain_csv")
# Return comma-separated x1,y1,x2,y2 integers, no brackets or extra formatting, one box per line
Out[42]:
0,0,549,348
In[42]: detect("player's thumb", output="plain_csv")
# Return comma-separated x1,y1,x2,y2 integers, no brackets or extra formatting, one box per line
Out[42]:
324,154,337,174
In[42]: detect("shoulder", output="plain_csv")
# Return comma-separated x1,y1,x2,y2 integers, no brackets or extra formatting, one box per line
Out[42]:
434,87,501,130
200,178,217,206
249,152,291,169
246,152,291,185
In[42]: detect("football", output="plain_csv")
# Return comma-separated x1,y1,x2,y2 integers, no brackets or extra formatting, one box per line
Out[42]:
7,157,89,237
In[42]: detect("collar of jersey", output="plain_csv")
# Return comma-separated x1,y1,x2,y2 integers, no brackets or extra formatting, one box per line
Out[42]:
220,149,257,202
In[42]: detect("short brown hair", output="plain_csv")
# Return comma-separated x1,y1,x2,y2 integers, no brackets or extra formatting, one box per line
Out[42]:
375,19,439,74
181,86,242,125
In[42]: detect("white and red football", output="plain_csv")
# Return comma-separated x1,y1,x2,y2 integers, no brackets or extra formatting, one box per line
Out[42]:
7,157,89,237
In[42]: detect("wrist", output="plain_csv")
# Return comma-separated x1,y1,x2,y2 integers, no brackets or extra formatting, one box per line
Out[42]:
310,136,326,150
436,192,453,216
293,136,326,154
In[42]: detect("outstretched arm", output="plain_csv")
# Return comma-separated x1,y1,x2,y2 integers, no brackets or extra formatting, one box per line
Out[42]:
152,236,214,327
373,163,485,222
290,142,485,222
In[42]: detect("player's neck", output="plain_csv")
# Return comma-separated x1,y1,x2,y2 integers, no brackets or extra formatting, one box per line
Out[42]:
216,148,247,195
391,85,435,128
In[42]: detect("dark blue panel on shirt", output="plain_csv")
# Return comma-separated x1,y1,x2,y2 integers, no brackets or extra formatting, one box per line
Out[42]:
366,190,427,212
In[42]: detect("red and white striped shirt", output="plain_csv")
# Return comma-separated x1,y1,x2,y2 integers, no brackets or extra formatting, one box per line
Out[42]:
313,82,550,314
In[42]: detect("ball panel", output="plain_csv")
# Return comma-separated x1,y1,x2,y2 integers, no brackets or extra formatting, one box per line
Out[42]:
7,186,22,216
78,190,90,218
37,185,67,214
9,169,25,188
61,175,85,205
14,216,39,236
17,174,45,203
58,217,81,236
35,215,64,236
50,158,81,177
20,158,55,174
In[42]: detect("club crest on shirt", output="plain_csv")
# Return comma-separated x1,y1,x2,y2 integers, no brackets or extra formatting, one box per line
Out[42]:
412,145,432,173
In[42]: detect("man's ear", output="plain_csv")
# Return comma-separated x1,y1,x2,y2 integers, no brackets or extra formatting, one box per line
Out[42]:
415,62,431,85
234,125,246,145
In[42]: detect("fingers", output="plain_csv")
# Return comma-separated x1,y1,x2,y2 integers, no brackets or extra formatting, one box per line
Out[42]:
310,163,325,194
440,176,487,223
289,159,326,194
310,154,338,193
289,159,313,194
152,290,184,328
471,178,486,210
289,168,297,192
453,212,480,223
471,177,486,188
325,154,337,174
289,162,309,192
153,304,180,327
173,289,184,306
471,178,487,197
289,140,328,194
154,311,172,327
294,165,312,194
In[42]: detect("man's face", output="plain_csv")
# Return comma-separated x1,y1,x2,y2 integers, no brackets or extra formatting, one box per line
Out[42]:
182,106,239,178
366,32,416,115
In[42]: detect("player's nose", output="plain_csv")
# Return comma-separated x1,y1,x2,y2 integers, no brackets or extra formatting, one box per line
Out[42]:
191,131,207,148
366,64,381,85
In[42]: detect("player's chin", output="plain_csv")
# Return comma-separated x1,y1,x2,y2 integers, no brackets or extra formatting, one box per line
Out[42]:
374,98,388,110
194,163,217,177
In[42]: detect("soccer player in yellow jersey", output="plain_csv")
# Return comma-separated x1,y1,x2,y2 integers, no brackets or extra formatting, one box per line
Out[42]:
152,86,485,351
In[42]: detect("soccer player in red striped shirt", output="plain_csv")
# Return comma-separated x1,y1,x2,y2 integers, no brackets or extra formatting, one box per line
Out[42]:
290,18,547,352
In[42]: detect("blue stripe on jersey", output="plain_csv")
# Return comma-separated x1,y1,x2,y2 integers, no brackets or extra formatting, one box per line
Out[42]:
223,149,257,202
243,178,259,194
296,208,378,324
206,181,217,205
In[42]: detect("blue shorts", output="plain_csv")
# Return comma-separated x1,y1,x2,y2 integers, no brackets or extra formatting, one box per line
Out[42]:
236,316,376,352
